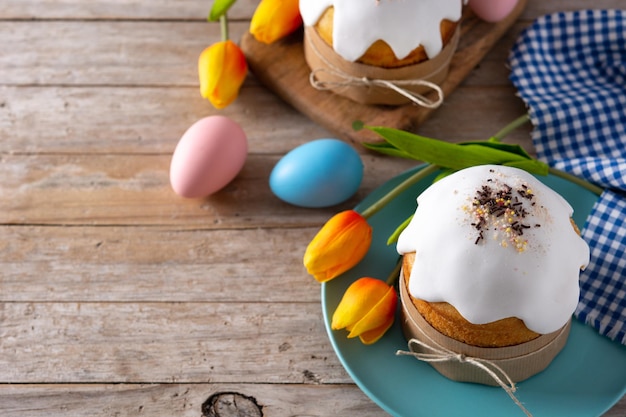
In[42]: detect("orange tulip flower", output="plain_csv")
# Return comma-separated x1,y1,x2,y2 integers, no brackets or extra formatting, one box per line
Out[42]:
332,277,398,344
198,39,247,109
303,210,372,283
249,0,302,44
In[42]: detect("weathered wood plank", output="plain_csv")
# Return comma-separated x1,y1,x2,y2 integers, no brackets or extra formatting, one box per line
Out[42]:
0,383,623,417
0,85,531,155
0,383,389,417
462,22,527,87
0,0,261,20
0,225,321,303
0,84,334,155
0,301,349,384
0,21,250,87
0,153,417,226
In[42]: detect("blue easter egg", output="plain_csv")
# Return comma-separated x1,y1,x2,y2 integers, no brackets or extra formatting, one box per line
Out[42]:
270,139,364,208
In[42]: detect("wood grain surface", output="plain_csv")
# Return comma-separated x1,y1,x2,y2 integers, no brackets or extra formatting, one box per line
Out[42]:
0,1,623,416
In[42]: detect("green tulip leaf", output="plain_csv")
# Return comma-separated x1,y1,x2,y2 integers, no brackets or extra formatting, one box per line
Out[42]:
209,0,237,21
364,126,549,176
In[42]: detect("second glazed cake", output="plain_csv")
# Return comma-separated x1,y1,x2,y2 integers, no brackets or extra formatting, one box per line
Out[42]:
299,0,466,105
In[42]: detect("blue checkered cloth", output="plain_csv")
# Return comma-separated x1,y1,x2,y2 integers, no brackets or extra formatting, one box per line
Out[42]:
509,9,626,345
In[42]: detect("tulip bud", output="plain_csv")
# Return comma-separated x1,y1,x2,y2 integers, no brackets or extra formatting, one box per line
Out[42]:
198,40,247,109
303,210,372,283
250,0,302,44
332,277,398,344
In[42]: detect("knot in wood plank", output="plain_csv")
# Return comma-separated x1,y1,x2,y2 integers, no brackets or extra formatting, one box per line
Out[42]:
202,392,263,417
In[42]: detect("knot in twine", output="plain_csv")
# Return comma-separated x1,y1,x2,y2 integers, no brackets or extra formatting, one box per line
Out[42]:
397,339,533,417
309,68,444,108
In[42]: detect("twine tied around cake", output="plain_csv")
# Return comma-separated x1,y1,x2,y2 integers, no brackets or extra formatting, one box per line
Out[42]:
309,68,444,108
397,339,533,417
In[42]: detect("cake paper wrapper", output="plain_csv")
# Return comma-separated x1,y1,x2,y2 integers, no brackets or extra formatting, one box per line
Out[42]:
303,25,460,106
399,273,571,386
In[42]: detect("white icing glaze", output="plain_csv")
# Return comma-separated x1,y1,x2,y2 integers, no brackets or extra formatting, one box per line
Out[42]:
396,165,590,334
299,0,465,62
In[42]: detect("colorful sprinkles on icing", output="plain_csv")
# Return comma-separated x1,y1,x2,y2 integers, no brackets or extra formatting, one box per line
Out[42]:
464,170,540,252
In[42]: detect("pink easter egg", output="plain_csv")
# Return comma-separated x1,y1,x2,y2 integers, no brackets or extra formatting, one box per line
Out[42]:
468,0,519,23
170,116,248,198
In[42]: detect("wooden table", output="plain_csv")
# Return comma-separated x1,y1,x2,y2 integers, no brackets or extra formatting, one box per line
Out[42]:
1,1,623,416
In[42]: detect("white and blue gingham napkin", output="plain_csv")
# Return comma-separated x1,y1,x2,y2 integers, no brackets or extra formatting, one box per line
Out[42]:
509,9,626,345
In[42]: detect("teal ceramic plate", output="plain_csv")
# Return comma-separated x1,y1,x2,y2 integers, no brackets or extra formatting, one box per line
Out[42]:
321,166,626,417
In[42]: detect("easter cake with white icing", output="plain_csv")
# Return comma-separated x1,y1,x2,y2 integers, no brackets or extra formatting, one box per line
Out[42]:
299,0,466,105
397,165,590,349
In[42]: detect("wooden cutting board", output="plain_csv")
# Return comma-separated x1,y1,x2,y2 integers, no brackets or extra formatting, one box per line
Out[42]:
241,0,527,145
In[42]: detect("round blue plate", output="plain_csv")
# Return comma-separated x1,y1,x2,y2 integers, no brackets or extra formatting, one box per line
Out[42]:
321,166,626,417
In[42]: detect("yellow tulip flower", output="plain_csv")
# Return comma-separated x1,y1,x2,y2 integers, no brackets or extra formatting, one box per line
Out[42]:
198,40,247,109
250,0,302,44
303,210,372,283
332,277,398,344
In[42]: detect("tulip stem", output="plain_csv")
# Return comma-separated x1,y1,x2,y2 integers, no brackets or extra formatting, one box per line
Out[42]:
220,14,229,41
386,257,402,286
360,164,439,219
491,114,531,142
548,166,604,195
